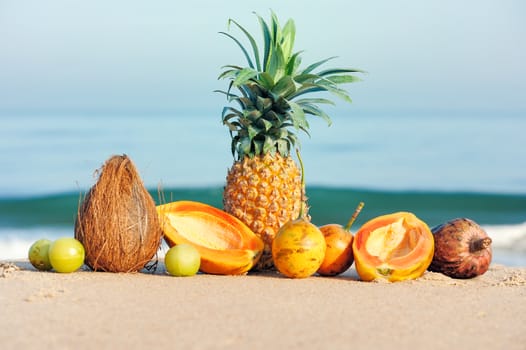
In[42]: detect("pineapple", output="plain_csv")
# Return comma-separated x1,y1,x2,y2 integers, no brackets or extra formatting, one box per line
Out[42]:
218,11,363,270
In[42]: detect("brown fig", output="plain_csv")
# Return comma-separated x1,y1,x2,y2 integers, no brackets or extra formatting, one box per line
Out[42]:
429,218,492,279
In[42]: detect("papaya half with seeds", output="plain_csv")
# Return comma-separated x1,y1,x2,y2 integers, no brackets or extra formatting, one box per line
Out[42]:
352,212,434,282
156,201,264,275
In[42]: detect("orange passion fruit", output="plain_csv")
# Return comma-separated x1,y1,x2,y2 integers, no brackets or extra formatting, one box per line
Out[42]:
272,217,326,278
318,202,364,276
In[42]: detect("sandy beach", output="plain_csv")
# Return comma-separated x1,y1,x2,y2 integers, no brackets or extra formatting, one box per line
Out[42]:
1,261,525,350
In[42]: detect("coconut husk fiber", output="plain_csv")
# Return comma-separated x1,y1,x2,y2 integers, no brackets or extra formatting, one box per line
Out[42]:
74,154,162,272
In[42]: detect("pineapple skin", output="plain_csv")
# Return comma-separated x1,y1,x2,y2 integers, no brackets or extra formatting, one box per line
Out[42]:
223,153,304,270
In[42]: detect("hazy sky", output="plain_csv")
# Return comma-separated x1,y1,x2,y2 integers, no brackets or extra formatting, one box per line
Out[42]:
1,0,525,115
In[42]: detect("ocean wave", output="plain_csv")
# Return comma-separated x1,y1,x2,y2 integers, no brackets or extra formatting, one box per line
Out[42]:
2,187,526,229
0,226,172,261
0,227,72,260
483,222,526,251
1,223,525,266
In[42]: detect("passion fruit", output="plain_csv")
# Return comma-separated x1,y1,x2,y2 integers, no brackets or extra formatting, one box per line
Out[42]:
272,217,326,278
429,218,492,279
317,202,364,276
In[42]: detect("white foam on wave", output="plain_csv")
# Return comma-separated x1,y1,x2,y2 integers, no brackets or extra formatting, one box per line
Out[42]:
482,222,526,251
0,227,71,260
1,223,526,265
0,227,171,260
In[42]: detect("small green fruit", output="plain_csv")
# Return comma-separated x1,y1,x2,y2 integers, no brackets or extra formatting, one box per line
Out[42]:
165,244,200,277
28,238,53,271
48,237,85,273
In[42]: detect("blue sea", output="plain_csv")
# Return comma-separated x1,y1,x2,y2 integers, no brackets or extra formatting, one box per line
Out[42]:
1,112,525,266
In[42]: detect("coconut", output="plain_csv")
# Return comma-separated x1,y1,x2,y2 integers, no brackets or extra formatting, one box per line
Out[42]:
74,154,162,272
429,218,492,279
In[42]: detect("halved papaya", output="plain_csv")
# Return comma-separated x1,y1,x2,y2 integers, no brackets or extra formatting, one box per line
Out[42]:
156,201,264,275
352,212,434,282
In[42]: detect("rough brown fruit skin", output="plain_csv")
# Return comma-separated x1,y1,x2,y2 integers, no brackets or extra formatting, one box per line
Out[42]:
429,218,492,279
223,153,304,271
75,155,162,272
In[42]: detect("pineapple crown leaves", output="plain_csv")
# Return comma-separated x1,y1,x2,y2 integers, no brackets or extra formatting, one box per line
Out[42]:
216,10,365,160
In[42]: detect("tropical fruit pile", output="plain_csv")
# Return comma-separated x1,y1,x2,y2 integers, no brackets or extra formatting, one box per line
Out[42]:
27,11,493,282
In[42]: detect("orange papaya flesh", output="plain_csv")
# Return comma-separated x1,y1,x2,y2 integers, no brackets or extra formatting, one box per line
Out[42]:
157,201,264,275
352,212,434,282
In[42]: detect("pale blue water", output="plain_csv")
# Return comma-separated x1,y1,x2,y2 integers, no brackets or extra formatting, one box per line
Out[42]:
1,111,525,196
